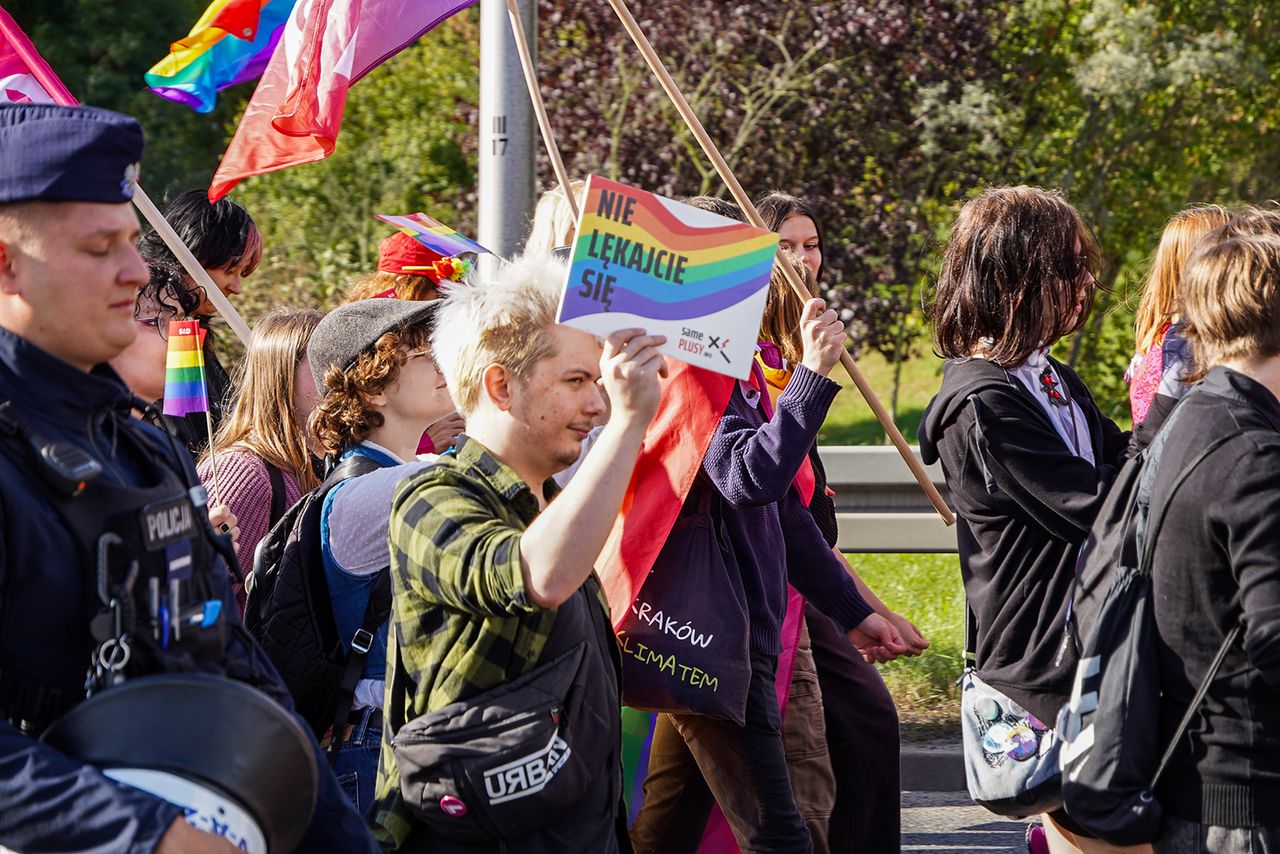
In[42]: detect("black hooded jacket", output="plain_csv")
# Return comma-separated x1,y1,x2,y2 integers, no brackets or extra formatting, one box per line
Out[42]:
919,357,1130,723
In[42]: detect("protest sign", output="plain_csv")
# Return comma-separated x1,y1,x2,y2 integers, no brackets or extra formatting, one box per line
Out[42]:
557,175,778,379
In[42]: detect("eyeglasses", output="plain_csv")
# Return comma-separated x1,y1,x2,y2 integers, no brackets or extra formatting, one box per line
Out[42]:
136,316,169,340
406,348,439,368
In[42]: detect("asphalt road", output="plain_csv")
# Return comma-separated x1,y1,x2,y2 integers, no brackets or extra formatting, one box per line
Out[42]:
902,791,1032,853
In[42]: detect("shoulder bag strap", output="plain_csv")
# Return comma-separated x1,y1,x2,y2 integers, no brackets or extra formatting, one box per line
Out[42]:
387,625,414,737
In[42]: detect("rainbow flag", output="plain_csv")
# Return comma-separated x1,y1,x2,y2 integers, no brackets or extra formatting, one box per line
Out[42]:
146,0,297,113
375,212,490,259
162,321,209,416
209,0,476,200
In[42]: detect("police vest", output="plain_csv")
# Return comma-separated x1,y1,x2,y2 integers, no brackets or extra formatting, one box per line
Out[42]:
0,399,228,733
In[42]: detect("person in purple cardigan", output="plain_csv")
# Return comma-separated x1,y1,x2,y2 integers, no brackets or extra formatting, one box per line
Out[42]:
631,293,907,854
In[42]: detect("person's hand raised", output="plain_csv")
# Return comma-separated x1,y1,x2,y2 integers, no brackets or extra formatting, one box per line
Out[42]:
799,298,846,376
599,329,667,431
426,411,466,452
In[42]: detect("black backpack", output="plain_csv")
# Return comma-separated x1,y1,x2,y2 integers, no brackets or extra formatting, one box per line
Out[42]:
1059,405,1246,845
244,455,392,753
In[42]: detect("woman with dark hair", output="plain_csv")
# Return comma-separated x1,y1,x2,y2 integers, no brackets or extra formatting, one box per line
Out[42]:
138,189,263,452
918,186,1133,852
753,190,927,854
756,192,824,281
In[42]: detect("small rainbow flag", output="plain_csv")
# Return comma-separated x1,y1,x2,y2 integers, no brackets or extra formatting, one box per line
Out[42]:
145,0,297,113
375,212,490,259
162,321,209,416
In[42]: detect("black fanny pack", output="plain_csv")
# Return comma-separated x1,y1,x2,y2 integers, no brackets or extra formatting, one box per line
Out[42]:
389,639,607,842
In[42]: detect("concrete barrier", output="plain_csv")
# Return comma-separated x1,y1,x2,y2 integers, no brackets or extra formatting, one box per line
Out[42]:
817,446,958,553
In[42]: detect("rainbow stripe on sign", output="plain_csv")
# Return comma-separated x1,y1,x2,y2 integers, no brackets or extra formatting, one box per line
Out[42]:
162,321,209,416
375,212,489,259
560,179,779,323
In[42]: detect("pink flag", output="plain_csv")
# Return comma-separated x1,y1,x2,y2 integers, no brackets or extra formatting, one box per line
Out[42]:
0,6,77,106
209,0,475,200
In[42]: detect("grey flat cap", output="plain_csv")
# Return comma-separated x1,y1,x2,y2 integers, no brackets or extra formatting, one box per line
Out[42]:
308,298,439,391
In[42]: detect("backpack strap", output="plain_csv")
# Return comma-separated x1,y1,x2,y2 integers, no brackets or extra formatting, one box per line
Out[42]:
1150,623,1241,792
317,450,394,765
264,461,287,529
325,566,392,765
1129,407,1252,792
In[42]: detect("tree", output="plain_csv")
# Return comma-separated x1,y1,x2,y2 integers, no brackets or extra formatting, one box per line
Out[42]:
537,0,1006,378
3,0,250,196
993,0,1280,417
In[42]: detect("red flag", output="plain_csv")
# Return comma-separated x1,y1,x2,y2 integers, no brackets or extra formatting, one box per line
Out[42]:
599,356,819,625
209,0,475,200
599,360,735,625
0,6,77,106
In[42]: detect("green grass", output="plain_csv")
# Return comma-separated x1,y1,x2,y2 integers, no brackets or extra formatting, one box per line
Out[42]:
819,349,945,446
853,553,963,742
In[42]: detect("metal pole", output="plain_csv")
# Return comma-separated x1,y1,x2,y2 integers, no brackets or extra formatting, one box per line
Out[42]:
479,0,536,272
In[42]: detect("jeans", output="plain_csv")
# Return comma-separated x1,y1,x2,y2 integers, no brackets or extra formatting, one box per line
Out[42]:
332,707,382,819
630,652,813,854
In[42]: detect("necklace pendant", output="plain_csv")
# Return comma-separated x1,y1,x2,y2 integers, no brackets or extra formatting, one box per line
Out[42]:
1039,366,1069,407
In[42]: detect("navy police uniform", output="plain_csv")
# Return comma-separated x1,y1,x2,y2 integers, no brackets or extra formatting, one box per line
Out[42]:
0,104,377,852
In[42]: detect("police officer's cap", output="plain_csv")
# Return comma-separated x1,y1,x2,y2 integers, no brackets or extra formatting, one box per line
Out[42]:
0,103,144,206
308,298,440,392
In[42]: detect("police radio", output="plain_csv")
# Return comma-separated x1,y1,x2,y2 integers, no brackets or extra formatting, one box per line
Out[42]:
0,401,102,496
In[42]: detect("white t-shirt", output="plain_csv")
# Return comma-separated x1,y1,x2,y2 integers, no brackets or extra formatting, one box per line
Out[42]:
1004,348,1095,466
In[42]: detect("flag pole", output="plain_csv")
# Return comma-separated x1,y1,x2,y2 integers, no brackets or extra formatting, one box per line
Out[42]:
3,7,255,348
203,405,221,505
601,0,954,525
130,188,253,346
504,0,579,224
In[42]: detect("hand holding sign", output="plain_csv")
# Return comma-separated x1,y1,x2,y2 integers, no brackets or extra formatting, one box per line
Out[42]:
558,176,777,379
601,329,668,430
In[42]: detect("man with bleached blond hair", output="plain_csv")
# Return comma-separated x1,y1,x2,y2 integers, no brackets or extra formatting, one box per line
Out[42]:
374,253,663,852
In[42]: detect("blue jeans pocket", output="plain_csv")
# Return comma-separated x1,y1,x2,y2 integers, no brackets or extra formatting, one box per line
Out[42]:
336,770,360,813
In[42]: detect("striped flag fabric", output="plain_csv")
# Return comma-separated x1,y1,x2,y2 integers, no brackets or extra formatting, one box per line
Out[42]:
209,0,476,201
0,6,75,105
145,0,298,113
375,212,489,258
162,321,210,416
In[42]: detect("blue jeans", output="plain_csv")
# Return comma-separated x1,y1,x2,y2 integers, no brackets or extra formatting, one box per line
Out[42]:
332,707,382,819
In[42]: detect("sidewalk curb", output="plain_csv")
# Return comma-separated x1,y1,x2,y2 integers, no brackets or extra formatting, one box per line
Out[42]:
900,741,966,792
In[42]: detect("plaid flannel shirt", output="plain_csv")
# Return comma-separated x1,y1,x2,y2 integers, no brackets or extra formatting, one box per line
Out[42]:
371,434,609,847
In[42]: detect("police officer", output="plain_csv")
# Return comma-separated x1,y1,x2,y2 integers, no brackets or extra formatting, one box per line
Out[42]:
0,103,378,852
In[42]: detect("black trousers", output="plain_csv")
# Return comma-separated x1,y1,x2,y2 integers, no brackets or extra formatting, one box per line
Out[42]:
804,602,901,854
630,652,813,854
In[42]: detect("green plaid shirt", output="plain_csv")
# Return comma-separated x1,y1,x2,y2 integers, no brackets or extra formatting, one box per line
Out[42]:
371,435,609,848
